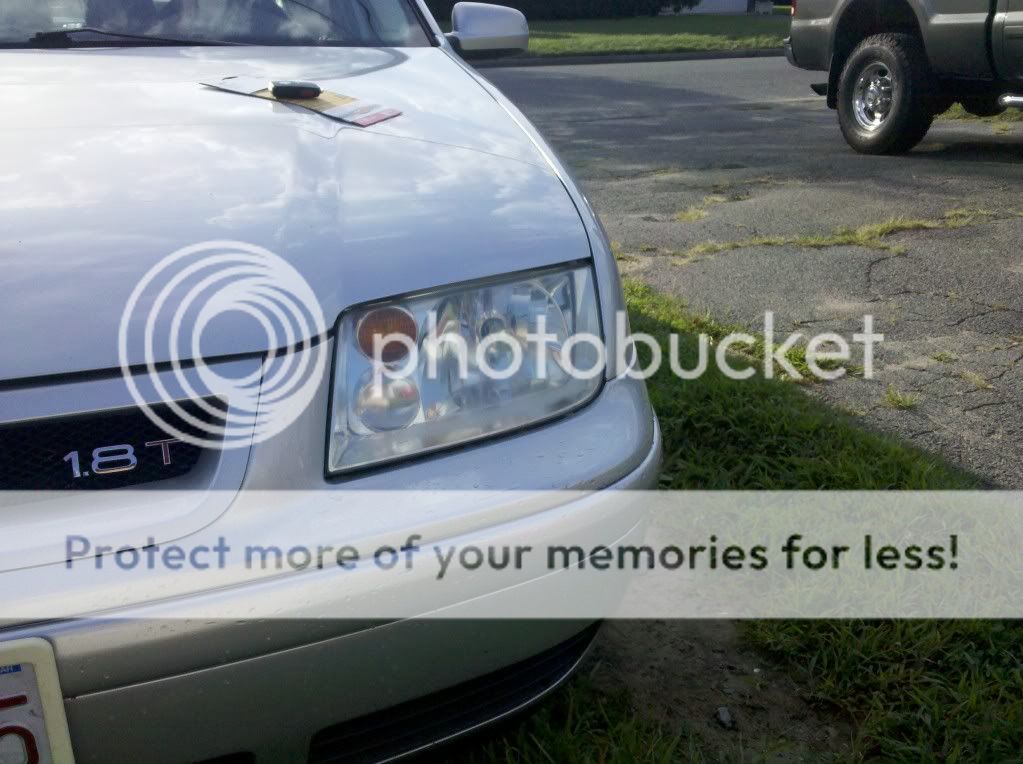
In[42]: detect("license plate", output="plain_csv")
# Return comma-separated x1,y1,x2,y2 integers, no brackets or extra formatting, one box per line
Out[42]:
0,640,73,764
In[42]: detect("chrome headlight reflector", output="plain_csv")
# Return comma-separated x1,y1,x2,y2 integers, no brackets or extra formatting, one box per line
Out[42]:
328,265,603,474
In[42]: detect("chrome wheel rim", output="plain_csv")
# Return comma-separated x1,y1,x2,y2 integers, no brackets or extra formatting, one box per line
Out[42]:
852,62,895,131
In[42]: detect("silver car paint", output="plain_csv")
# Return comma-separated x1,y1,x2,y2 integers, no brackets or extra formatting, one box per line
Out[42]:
448,1,530,54
0,45,590,381
0,6,660,761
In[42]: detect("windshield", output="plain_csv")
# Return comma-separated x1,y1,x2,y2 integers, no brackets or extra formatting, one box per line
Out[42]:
0,0,432,46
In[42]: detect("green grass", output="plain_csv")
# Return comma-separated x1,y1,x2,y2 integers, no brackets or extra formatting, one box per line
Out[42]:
961,371,994,391
626,281,969,489
629,284,849,384
883,384,919,410
475,283,1019,762
526,15,790,57
747,620,1023,760
676,210,995,263
626,284,1023,761
938,103,1023,123
674,206,708,223
670,193,750,226
457,681,697,763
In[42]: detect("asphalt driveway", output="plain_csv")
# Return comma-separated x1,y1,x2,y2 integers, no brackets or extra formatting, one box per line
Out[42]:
487,57,1023,487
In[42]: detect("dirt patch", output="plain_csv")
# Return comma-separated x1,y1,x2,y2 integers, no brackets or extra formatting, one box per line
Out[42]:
586,621,854,760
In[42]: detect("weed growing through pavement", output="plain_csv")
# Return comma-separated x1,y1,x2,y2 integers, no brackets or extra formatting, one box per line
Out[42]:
884,384,919,410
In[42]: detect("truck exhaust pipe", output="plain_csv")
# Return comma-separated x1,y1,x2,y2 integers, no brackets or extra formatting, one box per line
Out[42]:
999,94,1023,108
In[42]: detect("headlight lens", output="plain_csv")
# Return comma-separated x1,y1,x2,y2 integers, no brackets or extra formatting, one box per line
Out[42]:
328,265,603,473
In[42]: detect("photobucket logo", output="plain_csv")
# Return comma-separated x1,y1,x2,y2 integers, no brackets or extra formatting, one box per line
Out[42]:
118,241,328,449
367,310,883,390
614,312,884,383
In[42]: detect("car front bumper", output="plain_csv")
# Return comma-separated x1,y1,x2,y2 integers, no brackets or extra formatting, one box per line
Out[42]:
2,375,661,763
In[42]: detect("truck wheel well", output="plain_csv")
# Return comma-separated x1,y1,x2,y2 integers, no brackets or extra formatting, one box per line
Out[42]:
828,0,923,107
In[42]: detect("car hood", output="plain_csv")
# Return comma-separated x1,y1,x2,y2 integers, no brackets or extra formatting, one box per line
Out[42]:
0,46,589,383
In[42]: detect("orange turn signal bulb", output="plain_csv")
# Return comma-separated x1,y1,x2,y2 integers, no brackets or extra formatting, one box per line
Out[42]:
356,307,418,364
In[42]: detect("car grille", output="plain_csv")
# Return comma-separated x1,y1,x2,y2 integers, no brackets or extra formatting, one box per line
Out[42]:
0,398,224,490
308,623,600,764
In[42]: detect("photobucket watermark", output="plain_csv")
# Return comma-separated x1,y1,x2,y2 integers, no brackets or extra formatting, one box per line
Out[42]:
118,242,883,450
118,241,329,450
367,310,883,392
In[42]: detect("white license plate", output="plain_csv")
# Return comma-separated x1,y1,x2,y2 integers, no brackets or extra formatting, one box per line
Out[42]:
0,640,73,764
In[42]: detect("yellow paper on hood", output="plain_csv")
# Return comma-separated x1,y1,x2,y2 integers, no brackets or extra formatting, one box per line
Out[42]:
251,88,358,113
201,76,402,127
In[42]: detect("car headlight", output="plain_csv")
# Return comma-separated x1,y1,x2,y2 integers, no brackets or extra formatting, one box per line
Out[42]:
328,264,603,474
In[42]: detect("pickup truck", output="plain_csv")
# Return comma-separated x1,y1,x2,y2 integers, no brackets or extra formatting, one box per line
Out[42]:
786,0,1023,153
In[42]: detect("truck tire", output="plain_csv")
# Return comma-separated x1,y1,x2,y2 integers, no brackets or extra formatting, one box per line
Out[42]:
836,33,934,154
959,96,1006,118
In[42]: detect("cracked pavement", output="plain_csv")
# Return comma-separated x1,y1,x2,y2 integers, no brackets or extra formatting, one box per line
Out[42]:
486,57,1023,486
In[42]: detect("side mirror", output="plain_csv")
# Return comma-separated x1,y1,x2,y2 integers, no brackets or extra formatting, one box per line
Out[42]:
445,2,528,60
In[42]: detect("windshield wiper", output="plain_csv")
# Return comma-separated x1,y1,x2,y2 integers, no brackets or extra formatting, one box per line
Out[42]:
28,27,242,48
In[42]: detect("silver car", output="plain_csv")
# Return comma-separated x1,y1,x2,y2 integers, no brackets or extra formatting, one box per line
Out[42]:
0,1,660,761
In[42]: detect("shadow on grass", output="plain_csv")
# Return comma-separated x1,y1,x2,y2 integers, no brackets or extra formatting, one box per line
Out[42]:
633,283,1019,760
442,677,699,763
442,284,1008,762
747,619,1023,759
